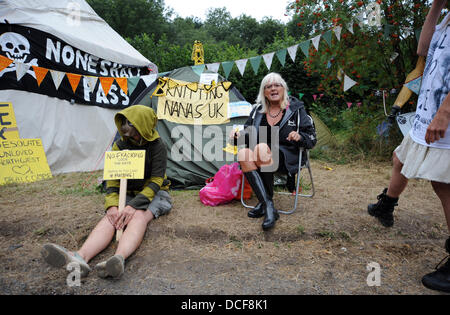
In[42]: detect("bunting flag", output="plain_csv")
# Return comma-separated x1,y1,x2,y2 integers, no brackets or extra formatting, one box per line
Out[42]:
404,76,422,95
249,56,261,75
0,55,13,72
99,77,114,95
347,22,354,34
127,76,140,96
66,73,81,93
287,44,299,62
299,40,311,57
334,26,342,41
262,52,275,70
311,34,321,51
191,64,205,76
50,70,65,90
347,102,352,108
323,30,332,47
85,76,98,93
343,74,358,92
15,62,30,81
115,77,128,95
206,62,220,73
221,61,234,79
276,49,287,67
32,66,48,87
298,93,304,99
235,58,248,77
141,74,157,87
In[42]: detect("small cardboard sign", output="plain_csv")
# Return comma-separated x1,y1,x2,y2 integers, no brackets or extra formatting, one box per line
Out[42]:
103,150,146,180
0,102,20,140
0,138,52,185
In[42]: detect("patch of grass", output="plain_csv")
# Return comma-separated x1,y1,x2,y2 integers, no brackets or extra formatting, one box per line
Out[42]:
59,181,103,197
296,225,305,235
317,230,335,239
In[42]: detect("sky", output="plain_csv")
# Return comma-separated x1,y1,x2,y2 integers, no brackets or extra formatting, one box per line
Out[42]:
163,0,291,23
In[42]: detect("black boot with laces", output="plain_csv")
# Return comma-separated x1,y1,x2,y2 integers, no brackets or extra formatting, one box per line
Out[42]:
422,237,450,293
368,188,398,227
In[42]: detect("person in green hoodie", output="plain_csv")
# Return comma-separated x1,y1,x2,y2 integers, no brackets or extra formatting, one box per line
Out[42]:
41,105,172,279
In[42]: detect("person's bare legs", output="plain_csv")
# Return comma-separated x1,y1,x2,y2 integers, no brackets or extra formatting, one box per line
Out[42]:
77,216,116,263
115,210,154,259
431,181,450,234
387,152,409,198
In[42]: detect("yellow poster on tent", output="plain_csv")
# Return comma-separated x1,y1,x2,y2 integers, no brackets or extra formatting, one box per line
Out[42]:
156,78,230,125
0,138,52,185
0,102,20,140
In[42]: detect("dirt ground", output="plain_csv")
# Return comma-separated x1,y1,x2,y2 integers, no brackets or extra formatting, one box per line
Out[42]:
0,159,449,295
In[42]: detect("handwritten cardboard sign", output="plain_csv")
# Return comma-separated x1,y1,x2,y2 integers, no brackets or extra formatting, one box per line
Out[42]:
0,102,20,140
157,78,230,125
0,138,52,185
103,150,146,180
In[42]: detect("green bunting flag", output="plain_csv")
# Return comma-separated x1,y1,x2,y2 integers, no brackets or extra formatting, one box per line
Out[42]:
323,30,332,47
221,61,234,79
299,40,310,57
249,56,261,75
127,76,140,96
299,93,304,99
415,29,422,42
191,64,205,76
276,49,287,67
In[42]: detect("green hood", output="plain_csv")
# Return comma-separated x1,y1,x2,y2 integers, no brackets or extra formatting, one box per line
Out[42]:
114,105,159,142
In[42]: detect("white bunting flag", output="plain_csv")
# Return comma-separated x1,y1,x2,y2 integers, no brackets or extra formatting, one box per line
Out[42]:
235,58,248,77
343,74,358,92
206,63,220,73
85,76,98,93
311,34,321,51
287,44,299,62
50,70,65,90
262,52,275,70
347,22,354,34
334,26,342,41
141,74,157,87
15,61,30,81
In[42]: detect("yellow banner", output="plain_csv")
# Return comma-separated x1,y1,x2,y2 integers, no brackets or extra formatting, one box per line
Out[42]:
0,102,19,140
103,150,146,180
156,78,230,125
0,138,52,185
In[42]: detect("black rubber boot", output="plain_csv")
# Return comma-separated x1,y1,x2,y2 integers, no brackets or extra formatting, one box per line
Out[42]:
422,237,450,293
368,188,398,227
244,171,278,230
247,171,274,218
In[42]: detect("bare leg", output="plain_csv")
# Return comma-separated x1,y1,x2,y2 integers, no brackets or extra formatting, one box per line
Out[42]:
77,216,116,263
238,148,258,172
115,210,154,259
431,181,450,234
387,152,408,198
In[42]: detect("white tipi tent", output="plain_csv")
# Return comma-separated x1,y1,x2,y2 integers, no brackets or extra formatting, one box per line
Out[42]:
0,0,157,174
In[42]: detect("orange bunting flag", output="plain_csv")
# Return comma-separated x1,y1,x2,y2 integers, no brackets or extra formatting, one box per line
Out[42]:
99,77,115,95
0,55,13,71
32,66,49,86
115,77,128,95
66,73,82,93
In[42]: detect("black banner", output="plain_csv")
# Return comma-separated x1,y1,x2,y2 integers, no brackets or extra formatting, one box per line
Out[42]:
0,23,152,109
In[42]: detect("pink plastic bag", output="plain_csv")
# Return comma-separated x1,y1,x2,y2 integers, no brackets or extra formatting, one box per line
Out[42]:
199,163,242,206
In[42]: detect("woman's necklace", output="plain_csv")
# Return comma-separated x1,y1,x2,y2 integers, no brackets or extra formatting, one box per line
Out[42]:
268,107,282,118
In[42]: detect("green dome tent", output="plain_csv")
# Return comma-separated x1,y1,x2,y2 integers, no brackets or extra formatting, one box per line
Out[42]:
132,66,252,189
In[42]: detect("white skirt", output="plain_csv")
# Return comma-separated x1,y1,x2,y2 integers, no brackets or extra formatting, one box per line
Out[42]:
394,133,450,184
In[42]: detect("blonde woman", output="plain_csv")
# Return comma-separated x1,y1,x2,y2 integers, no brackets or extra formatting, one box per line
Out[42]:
232,73,316,230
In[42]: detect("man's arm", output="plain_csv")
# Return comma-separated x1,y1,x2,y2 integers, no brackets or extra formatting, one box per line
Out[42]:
417,0,447,56
426,93,450,144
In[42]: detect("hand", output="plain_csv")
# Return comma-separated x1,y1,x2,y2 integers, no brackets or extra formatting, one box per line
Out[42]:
115,205,137,230
287,131,302,142
106,206,119,227
425,114,449,144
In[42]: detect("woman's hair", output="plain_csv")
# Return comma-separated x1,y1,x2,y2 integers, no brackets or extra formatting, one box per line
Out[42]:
256,72,289,113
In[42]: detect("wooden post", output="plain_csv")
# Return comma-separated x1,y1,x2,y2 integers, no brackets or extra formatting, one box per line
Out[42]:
116,178,127,241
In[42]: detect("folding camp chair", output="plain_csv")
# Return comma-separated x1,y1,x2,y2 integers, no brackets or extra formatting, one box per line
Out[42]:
240,146,315,215
240,113,315,215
